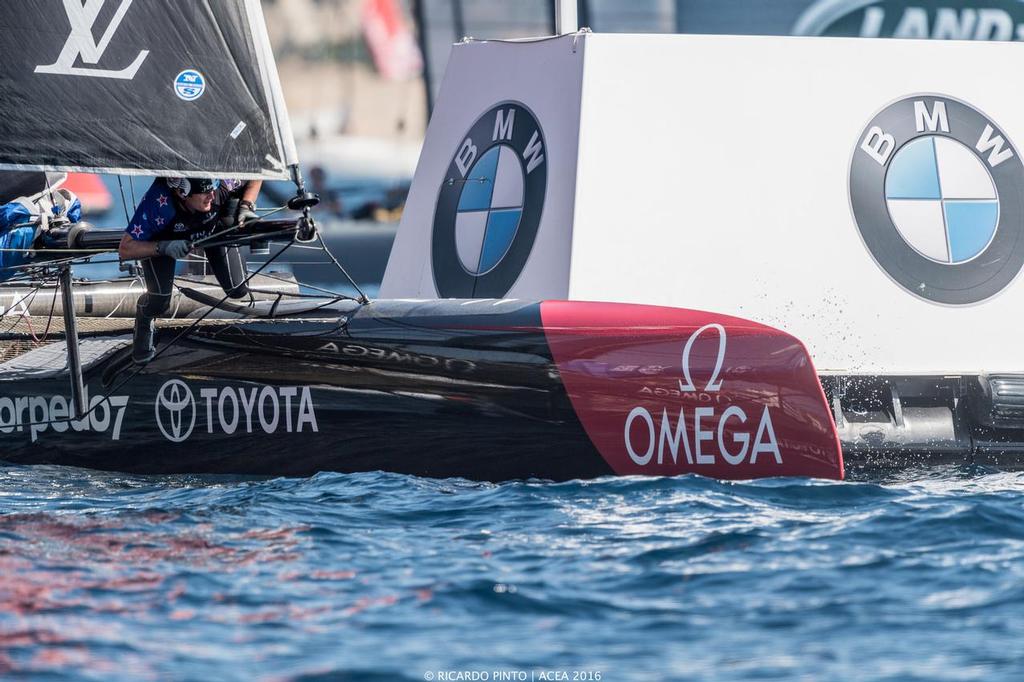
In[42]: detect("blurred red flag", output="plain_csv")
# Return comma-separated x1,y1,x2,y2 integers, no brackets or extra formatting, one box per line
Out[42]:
362,0,423,81
63,173,112,215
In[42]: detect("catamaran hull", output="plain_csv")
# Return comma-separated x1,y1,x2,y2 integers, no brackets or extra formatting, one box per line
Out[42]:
0,299,844,481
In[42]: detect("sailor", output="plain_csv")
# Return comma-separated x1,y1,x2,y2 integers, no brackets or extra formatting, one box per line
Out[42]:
118,177,261,363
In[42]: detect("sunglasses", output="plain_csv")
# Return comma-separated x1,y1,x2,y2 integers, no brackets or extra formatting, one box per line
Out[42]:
187,179,221,196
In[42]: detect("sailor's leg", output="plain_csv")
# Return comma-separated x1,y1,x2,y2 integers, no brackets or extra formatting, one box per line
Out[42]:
131,305,156,363
133,255,175,363
205,245,250,300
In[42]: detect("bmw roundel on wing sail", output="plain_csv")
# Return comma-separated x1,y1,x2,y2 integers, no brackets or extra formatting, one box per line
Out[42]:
453,144,525,276
432,102,547,298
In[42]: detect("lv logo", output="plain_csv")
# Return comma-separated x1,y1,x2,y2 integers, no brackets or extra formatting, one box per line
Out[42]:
35,0,149,80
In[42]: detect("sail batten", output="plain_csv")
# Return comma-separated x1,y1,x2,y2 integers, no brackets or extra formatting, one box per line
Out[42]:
0,0,297,179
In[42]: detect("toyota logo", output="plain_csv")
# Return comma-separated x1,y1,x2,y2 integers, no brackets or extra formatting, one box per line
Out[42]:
155,379,196,443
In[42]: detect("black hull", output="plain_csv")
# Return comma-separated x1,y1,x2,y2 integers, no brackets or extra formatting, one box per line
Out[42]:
0,299,844,481
0,300,607,480
10,374,611,481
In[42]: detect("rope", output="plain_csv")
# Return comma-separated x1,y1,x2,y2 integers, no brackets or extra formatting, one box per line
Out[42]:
117,177,131,224
0,247,112,254
236,268,354,300
0,235,310,433
103,277,140,319
306,231,369,304
0,284,42,334
0,187,379,429
35,235,306,431
34,283,60,342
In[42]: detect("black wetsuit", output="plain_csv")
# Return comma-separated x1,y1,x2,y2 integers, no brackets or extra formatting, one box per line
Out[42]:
125,178,250,318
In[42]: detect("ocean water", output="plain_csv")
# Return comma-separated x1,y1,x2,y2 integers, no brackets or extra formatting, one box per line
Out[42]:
0,465,1022,681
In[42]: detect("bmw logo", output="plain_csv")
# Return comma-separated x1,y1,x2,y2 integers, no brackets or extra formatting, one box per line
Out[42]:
432,102,547,298
850,95,1024,305
174,69,206,101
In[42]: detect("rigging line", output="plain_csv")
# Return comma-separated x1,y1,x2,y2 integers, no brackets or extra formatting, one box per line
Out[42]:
0,283,43,335
186,221,254,249
62,259,122,267
242,260,345,265
0,255,90,273
239,268,354,299
251,289,347,301
461,31,589,46
117,177,131,224
173,271,351,301
262,240,326,250
254,205,289,219
186,207,291,250
197,228,297,250
6,237,301,433
169,276,184,319
67,236,303,427
0,247,111,253
37,281,60,342
311,234,369,304
23,312,36,340
43,173,53,213
103,277,140,319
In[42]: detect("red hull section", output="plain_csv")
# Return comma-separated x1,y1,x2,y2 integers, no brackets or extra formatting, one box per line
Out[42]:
541,301,844,480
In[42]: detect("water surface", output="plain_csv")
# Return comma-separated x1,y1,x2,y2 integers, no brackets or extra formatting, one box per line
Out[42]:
0,464,1021,680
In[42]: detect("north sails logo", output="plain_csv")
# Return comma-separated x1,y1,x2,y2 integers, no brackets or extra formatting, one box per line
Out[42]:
36,0,149,80
850,95,1024,304
432,102,548,298
174,69,206,101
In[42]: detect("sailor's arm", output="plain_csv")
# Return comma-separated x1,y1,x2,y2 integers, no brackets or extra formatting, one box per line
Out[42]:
118,233,159,260
240,180,262,205
217,180,262,227
118,234,190,260
121,179,180,259
237,180,262,223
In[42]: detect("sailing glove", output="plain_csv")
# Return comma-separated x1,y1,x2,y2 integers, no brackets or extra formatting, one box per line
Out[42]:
219,199,259,228
156,239,191,260
236,200,259,225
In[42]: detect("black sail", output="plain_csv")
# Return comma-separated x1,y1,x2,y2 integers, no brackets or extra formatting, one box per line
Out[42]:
0,172,66,204
0,0,296,179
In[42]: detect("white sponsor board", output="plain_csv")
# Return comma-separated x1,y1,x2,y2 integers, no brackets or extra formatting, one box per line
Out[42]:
383,32,1024,375
381,35,584,301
